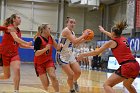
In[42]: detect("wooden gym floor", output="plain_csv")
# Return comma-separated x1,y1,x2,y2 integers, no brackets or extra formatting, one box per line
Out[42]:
0,63,140,93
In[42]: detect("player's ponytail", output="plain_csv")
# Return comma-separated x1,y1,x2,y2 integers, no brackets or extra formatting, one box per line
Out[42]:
40,24,49,31
112,20,127,36
34,25,42,40
34,24,49,40
3,17,11,26
9,14,17,24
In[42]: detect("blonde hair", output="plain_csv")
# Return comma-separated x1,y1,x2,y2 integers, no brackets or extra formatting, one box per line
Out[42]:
34,25,42,40
3,17,11,26
34,24,49,40
112,20,127,36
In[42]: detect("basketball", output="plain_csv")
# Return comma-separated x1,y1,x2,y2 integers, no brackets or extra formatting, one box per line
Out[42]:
83,29,94,40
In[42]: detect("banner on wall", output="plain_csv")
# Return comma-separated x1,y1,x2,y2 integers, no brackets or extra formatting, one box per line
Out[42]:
128,37,140,52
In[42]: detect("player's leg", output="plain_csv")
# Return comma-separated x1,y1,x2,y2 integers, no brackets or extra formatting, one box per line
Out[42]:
123,78,137,93
0,55,11,79
70,62,81,92
103,73,125,93
47,67,59,92
62,64,75,92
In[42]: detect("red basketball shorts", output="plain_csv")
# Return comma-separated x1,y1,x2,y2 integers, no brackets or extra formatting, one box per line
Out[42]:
34,60,55,76
115,61,140,79
2,55,20,66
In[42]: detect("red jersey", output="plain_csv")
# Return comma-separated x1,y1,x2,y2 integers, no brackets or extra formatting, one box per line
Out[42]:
111,36,135,64
1,24,21,57
0,26,8,31
34,36,53,64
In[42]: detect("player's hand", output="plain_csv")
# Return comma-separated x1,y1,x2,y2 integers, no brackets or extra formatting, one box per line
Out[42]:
82,31,89,38
29,46,34,49
57,43,63,50
99,26,105,32
76,54,84,61
27,41,32,46
45,44,51,50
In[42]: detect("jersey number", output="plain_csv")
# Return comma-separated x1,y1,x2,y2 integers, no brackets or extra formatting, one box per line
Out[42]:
14,41,18,45
123,40,129,47
46,50,49,54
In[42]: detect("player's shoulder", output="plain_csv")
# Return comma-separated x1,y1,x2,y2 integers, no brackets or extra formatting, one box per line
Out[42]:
63,27,71,33
35,36,42,42
62,27,71,36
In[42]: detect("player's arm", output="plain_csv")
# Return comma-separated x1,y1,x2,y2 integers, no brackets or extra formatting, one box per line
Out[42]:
0,26,8,31
10,31,32,46
0,26,16,32
75,39,90,46
46,35,60,50
77,40,116,60
51,37,63,50
64,29,87,45
34,37,50,56
19,43,34,49
8,27,32,46
99,26,112,38
51,36,57,49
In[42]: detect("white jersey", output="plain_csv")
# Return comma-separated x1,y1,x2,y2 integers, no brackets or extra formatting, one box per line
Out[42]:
58,28,75,54
56,27,76,64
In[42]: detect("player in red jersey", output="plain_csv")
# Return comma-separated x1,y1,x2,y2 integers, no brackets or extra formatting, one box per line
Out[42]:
34,24,62,93
0,14,33,93
0,17,17,66
0,18,10,66
77,21,140,93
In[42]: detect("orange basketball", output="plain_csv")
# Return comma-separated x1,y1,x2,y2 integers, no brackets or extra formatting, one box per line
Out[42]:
83,29,94,40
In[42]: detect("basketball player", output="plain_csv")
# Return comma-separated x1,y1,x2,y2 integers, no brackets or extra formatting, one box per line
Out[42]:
77,21,140,93
0,18,17,66
56,17,88,93
0,14,33,93
34,24,62,93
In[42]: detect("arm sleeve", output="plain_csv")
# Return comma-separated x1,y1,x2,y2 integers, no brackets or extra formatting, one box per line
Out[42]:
34,37,42,53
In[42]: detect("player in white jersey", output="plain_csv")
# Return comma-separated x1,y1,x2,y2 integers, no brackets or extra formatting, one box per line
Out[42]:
56,17,87,93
